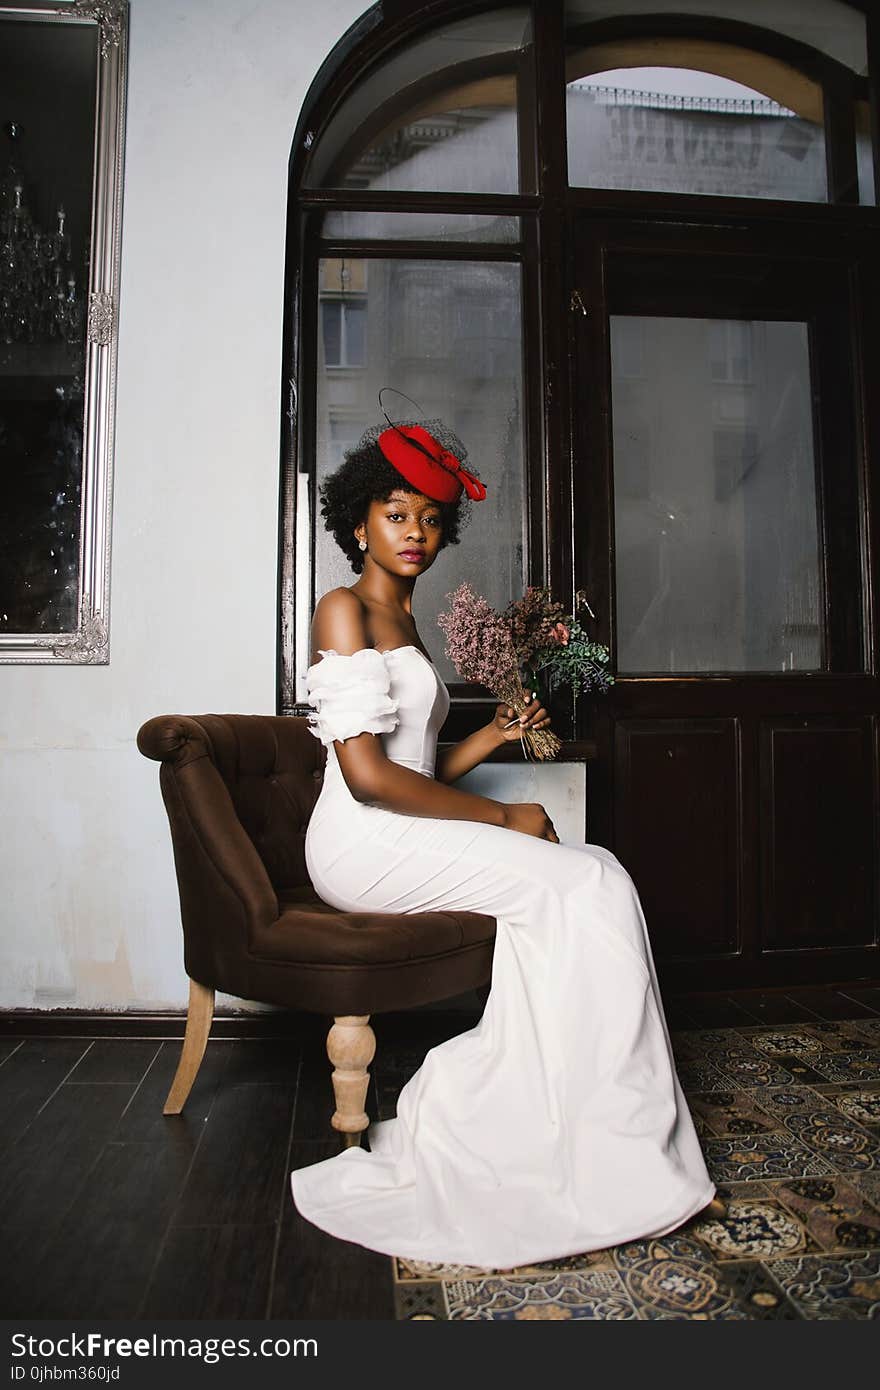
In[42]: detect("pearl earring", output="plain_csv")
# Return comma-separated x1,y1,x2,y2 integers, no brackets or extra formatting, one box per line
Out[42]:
358,539,367,551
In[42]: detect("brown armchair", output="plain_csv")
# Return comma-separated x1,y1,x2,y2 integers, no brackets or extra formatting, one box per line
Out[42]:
136,713,496,1144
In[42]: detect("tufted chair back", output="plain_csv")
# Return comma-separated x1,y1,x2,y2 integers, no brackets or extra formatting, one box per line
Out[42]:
138,713,324,895
137,713,333,997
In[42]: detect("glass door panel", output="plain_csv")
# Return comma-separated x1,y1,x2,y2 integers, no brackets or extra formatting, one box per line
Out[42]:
610,315,822,673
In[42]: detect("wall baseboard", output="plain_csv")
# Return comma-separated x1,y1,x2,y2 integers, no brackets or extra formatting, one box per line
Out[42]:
0,1008,305,1038
0,1001,485,1039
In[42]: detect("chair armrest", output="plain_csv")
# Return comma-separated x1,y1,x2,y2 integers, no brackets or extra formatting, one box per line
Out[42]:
137,714,219,768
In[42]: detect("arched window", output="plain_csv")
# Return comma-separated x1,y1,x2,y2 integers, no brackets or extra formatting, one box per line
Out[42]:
280,0,876,725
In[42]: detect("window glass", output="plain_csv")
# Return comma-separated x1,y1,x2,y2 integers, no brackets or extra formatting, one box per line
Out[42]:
320,302,367,367
856,101,876,206
610,316,823,673
320,210,521,243
320,302,342,365
315,257,527,680
305,8,534,193
567,62,826,201
344,302,366,365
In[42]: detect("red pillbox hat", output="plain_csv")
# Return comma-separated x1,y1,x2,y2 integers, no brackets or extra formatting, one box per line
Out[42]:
377,423,487,503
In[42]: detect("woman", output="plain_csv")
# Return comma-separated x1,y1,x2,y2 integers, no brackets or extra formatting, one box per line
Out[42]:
290,416,721,1270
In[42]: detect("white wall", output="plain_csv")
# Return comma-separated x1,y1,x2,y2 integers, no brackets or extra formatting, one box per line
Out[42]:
0,0,586,1011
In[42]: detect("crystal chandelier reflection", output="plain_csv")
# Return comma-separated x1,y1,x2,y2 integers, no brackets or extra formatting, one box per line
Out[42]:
0,121,85,347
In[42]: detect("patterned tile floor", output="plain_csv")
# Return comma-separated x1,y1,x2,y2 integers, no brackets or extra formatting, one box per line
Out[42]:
385,1017,880,1319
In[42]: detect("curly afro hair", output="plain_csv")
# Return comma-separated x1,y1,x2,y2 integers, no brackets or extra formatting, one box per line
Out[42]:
318,426,477,575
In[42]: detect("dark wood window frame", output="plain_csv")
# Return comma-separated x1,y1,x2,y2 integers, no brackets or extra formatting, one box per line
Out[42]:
278,0,880,752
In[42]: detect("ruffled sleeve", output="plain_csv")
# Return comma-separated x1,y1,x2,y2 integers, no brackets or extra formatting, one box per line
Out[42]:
304,648,400,747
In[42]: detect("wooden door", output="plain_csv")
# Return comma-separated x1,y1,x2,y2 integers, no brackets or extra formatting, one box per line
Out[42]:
572,214,879,989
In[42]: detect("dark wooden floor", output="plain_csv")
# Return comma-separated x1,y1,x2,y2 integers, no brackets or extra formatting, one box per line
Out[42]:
1,982,879,1321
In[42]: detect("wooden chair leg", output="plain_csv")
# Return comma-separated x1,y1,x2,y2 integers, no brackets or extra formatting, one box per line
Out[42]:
163,978,215,1115
327,1015,376,1147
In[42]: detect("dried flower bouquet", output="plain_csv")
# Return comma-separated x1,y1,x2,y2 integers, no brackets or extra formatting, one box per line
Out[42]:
437,584,613,761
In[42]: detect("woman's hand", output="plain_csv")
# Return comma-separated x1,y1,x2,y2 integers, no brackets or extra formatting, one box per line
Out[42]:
502,803,560,843
491,691,553,745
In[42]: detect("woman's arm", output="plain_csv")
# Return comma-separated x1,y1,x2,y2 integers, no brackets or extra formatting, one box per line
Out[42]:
311,591,510,827
435,724,505,785
351,741,511,824
435,696,552,784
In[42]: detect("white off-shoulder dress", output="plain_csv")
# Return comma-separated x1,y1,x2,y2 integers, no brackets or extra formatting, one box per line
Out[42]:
290,644,715,1269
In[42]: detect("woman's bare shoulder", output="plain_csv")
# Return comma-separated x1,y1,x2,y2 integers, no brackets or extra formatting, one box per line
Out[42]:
311,588,371,657
313,586,364,620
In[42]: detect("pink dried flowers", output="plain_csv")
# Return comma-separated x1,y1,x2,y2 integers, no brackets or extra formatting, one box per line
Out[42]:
437,582,557,759
503,584,568,665
435,583,520,691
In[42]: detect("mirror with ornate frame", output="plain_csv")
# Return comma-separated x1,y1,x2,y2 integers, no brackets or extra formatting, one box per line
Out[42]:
0,0,127,664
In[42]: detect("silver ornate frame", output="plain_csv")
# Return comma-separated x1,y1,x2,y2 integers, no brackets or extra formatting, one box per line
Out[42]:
0,0,128,664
